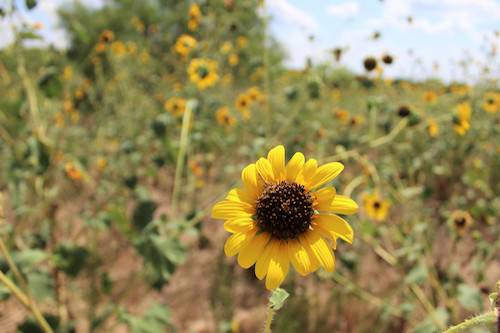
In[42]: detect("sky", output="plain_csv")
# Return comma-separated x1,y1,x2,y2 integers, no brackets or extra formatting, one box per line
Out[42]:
1,0,499,82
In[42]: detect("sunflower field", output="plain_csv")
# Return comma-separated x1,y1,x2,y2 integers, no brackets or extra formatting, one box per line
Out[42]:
0,1,499,332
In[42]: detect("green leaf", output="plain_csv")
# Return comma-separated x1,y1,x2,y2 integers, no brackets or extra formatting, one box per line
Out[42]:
411,307,448,333
269,288,289,310
13,249,47,270
27,270,54,300
457,284,482,311
405,264,428,285
120,304,172,333
132,200,157,230
52,243,90,277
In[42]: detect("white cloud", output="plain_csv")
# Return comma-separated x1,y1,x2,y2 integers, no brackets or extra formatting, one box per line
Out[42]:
266,0,318,31
327,2,360,17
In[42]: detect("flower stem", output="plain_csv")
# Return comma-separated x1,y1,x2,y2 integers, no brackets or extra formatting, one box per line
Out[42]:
262,305,276,333
171,101,194,214
442,311,495,333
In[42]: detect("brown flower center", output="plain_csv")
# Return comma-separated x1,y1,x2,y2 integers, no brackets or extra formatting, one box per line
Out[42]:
255,181,314,240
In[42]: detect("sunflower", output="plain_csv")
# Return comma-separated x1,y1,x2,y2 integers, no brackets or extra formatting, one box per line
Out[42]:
174,34,197,57
164,97,186,116
216,106,237,127
423,91,438,103
362,193,390,222
427,118,439,137
449,210,473,236
228,53,239,66
381,54,393,65
453,102,471,136
188,4,202,31
333,109,350,124
99,30,114,43
187,58,219,90
397,105,411,118
235,93,250,111
211,145,358,290
482,92,499,113
65,162,82,182
363,57,377,72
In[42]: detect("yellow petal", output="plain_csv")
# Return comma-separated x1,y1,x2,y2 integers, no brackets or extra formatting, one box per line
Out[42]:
226,188,256,206
314,187,336,210
256,157,275,183
308,162,344,189
302,159,318,183
241,163,259,199
255,241,275,280
237,232,270,268
224,230,256,257
212,200,254,219
267,145,286,181
285,152,305,182
224,218,256,233
265,242,289,290
314,214,354,244
288,240,313,276
330,195,358,215
301,231,335,272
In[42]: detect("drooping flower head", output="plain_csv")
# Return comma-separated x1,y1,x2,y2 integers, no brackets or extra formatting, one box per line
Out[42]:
212,146,358,290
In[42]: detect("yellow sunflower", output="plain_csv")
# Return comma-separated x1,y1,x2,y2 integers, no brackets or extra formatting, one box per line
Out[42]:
362,193,390,222
216,106,237,127
187,58,219,90
174,34,197,58
164,97,186,116
482,92,499,113
427,117,439,138
450,210,473,237
453,102,471,136
211,145,358,290
423,91,438,103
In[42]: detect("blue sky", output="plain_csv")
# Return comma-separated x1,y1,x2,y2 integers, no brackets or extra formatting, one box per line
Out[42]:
267,0,500,82
1,0,499,82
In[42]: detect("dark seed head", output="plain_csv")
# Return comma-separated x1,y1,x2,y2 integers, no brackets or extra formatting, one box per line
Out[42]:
398,105,411,117
373,201,381,209
382,54,393,65
454,217,466,227
363,57,377,71
255,181,314,240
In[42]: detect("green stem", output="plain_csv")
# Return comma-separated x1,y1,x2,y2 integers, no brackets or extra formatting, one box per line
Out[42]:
262,305,275,333
171,102,194,214
442,311,495,333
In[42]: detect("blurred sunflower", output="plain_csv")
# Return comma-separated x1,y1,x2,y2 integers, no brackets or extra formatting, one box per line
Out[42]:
216,106,237,127
236,36,249,49
397,105,412,118
363,57,377,72
449,210,473,236
427,118,439,137
99,30,114,43
212,145,358,290
350,115,364,126
65,162,82,182
381,54,393,65
188,4,202,31
188,58,218,90
246,87,262,103
174,34,197,57
164,96,186,116
235,93,251,121
482,92,499,113
423,91,438,103
363,193,390,222
453,102,471,136
334,109,350,124
228,53,239,66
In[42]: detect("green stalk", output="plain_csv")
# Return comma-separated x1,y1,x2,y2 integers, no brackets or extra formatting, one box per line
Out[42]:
442,311,495,333
171,101,194,214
